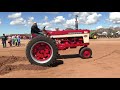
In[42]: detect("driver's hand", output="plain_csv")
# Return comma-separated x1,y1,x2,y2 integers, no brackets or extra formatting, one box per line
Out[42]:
43,30,47,34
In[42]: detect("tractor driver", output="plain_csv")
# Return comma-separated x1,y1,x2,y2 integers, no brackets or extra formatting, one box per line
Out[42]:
31,22,44,37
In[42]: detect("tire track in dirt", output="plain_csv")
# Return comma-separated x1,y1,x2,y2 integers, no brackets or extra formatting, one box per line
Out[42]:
93,50,120,61
91,50,120,70
114,50,120,54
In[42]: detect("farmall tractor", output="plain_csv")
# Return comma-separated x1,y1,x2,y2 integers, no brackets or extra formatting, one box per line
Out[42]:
26,15,92,66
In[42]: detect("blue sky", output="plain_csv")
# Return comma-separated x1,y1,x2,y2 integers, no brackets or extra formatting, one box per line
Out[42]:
0,12,120,36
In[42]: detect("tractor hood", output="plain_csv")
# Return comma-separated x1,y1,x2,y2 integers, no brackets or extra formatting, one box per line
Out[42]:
46,29,90,36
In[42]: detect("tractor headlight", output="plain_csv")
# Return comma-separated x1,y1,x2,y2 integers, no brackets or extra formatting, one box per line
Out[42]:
84,35,88,37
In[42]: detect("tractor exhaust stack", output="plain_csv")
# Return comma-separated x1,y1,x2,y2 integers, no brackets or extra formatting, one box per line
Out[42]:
75,15,78,30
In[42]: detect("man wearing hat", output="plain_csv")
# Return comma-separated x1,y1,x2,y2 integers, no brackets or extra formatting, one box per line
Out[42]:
31,22,44,38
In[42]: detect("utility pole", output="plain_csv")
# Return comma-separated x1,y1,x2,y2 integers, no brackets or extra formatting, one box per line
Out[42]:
75,15,78,30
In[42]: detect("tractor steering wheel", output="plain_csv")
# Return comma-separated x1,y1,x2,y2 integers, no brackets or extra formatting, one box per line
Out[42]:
42,26,47,36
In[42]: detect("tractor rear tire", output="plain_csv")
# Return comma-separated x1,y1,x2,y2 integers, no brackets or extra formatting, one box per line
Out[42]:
26,36,58,66
79,47,92,59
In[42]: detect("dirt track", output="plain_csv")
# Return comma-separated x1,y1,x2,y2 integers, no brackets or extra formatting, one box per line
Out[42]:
0,38,120,78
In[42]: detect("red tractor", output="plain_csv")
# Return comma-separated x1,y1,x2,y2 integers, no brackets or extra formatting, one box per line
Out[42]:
26,16,92,66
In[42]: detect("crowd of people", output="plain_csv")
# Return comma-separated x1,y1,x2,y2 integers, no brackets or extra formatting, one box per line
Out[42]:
1,22,42,48
1,34,21,48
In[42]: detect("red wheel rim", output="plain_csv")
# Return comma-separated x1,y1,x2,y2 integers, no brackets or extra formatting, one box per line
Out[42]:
30,41,53,63
83,50,91,58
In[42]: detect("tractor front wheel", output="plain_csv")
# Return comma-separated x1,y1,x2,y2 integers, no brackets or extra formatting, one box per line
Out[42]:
79,47,92,59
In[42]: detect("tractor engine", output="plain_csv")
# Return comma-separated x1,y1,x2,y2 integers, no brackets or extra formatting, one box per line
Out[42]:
46,29,90,50
55,37,83,50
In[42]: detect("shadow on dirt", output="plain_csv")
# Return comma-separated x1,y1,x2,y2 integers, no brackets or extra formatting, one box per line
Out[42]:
50,60,64,67
58,54,80,59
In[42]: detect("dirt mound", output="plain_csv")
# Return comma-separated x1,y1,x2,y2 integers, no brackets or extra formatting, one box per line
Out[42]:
0,56,27,67
0,56,63,75
0,64,49,75
0,56,49,75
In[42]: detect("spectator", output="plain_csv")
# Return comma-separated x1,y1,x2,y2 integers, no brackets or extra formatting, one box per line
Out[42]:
17,35,18,38
12,35,15,45
8,36,12,47
17,36,21,46
1,34,7,48
14,36,18,46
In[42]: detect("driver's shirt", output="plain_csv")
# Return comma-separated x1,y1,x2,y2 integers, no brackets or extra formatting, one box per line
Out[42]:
31,25,41,34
